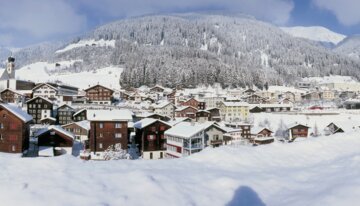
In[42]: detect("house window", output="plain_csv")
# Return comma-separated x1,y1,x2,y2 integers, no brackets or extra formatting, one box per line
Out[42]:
147,135,156,141
115,133,122,138
0,123,3,129
2,114,6,118
115,123,122,128
160,152,163,159
11,145,16,152
160,134,165,139
8,135,17,141
99,123,104,128
99,143,103,149
151,127,156,132
99,133,103,138
9,123,17,130
160,126,166,131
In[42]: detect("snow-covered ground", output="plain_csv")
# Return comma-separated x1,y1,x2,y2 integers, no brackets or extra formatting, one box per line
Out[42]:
13,61,123,90
55,39,116,53
281,26,346,45
1,130,360,206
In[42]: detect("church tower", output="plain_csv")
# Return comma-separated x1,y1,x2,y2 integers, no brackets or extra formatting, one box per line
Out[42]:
0,56,16,89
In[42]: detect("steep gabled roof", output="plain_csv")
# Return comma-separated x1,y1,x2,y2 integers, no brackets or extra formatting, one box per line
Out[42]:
32,83,58,91
0,103,33,123
87,109,133,121
134,118,171,129
84,84,114,92
26,96,53,104
35,125,75,140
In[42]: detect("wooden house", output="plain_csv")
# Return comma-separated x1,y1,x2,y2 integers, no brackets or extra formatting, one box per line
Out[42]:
0,89,25,104
175,106,198,119
195,110,211,123
150,85,165,93
134,118,172,159
62,120,90,146
251,127,274,145
206,107,221,122
73,108,87,122
85,84,114,105
57,104,75,125
26,96,54,124
180,97,205,110
88,109,133,157
287,124,310,140
36,126,75,156
0,104,33,153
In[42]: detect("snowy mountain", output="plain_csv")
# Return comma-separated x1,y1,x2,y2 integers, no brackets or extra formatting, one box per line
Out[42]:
10,13,360,88
334,35,360,60
280,26,346,47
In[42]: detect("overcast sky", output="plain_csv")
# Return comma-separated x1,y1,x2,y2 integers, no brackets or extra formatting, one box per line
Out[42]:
0,0,359,47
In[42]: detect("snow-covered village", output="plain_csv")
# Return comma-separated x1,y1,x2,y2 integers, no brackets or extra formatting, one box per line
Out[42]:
1,1,360,206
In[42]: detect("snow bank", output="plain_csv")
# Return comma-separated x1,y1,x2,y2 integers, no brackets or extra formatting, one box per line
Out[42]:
1,131,360,205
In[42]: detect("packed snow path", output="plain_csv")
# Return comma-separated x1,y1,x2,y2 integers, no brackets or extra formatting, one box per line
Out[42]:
1,132,360,206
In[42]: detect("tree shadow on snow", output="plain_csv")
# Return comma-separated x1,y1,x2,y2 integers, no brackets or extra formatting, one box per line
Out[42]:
226,186,266,206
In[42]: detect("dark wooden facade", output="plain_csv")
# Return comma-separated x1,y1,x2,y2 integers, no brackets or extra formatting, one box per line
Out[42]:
0,89,24,103
27,97,53,124
150,85,165,93
0,106,31,153
289,124,309,139
89,121,128,152
85,85,114,103
135,120,171,159
181,98,205,110
207,108,221,121
73,109,87,122
175,106,198,119
37,128,74,148
57,104,75,125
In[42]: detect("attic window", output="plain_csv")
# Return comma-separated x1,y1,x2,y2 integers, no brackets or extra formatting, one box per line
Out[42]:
50,131,55,136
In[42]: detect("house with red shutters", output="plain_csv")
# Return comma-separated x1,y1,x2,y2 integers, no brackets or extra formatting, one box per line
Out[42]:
175,106,198,119
180,97,206,110
134,118,172,159
0,103,33,153
287,123,310,141
87,109,133,159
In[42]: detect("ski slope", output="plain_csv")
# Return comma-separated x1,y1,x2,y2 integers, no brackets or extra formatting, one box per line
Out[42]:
14,61,123,90
281,26,346,45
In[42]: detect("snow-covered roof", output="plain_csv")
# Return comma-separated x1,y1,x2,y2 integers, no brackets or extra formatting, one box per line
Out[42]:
26,96,53,104
167,117,191,126
175,106,198,112
40,117,56,121
287,123,310,130
0,103,33,123
35,125,75,139
220,102,249,107
153,101,173,109
165,121,221,138
266,86,306,94
73,108,86,117
252,126,273,134
134,118,171,129
75,120,91,130
252,104,293,108
87,109,133,121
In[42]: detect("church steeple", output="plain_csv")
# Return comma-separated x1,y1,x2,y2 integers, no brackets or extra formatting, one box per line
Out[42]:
6,56,15,77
